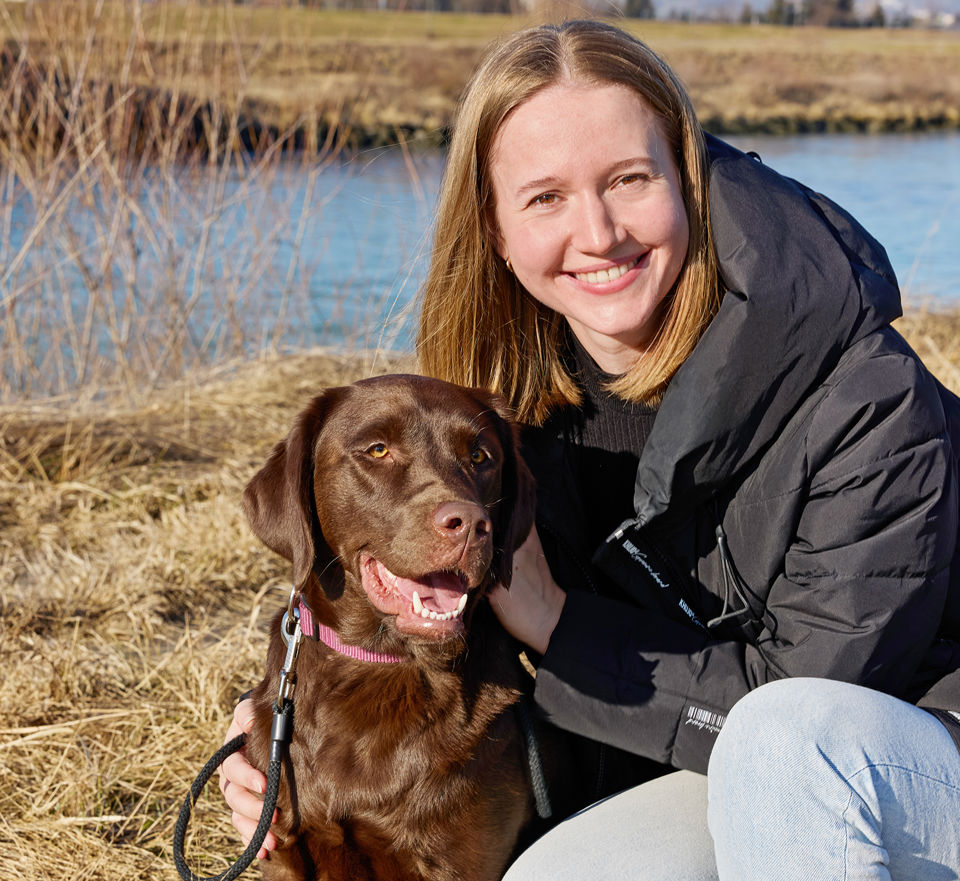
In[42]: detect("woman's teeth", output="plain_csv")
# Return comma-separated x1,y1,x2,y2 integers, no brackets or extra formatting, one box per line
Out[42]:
574,256,641,284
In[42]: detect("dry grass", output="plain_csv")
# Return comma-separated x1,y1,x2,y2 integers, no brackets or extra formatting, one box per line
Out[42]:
0,348,409,881
2,316,959,879
657,25,960,133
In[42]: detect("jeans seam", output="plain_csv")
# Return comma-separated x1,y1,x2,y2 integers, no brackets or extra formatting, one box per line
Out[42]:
841,786,856,881
849,761,960,796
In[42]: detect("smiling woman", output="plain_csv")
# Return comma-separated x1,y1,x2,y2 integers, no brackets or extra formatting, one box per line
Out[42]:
418,22,718,423
220,19,960,881
489,83,689,374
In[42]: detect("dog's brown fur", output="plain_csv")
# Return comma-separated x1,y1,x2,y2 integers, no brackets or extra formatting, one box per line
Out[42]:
242,374,558,881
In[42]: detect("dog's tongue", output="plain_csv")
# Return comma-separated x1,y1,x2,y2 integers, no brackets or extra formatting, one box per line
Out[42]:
374,561,466,613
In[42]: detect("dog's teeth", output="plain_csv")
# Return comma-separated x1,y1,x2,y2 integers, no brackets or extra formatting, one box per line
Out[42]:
410,590,468,623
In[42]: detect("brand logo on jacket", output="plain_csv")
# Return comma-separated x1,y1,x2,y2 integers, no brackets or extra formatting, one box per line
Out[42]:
685,705,726,735
621,539,670,590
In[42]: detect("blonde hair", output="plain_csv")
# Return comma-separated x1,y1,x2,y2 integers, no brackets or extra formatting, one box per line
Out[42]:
416,20,720,425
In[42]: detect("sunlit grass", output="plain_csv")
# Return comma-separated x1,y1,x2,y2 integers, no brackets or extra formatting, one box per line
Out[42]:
1,310,958,878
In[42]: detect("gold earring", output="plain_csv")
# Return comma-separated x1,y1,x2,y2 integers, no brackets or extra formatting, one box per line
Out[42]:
505,257,513,274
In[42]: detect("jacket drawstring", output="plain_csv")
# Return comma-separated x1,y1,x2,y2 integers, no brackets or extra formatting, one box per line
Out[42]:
708,522,756,630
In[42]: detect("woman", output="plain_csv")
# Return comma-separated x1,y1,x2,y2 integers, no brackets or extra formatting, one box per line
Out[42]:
221,20,960,879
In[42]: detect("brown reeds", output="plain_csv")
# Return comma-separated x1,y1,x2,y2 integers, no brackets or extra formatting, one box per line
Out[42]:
1,2,959,405
0,0,364,406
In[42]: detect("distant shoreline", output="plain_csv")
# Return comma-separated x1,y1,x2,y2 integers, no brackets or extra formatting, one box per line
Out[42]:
3,7,959,159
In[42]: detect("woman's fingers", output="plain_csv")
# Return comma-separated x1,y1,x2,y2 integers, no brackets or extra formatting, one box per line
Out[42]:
231,809,280,859
217,697,279,858
219,746,267,804
218,700,266,798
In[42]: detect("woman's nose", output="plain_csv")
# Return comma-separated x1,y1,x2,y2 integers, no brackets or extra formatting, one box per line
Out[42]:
573,193,622,255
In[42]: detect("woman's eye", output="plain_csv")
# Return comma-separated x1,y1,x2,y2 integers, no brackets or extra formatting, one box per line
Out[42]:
470,449,488,465
367,443,389,459
530,192,558,207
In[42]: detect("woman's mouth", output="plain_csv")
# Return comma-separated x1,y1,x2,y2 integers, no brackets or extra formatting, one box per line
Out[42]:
571,255,643,285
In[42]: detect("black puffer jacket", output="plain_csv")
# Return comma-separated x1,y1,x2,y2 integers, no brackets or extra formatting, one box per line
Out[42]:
526,135,960,775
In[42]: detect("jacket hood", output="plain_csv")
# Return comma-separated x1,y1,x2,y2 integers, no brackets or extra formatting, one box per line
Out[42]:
633,134,903,527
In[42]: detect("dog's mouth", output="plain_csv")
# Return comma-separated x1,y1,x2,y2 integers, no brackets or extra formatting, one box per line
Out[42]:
359,554,475,636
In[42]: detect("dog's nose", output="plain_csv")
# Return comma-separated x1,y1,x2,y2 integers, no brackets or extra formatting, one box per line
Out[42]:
433,501,492,544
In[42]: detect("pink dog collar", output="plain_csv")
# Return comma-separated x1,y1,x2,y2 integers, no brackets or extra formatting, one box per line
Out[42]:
298,599,404,664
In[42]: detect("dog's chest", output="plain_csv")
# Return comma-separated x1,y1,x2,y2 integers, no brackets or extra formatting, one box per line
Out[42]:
268,674,529,881
293,666,521,795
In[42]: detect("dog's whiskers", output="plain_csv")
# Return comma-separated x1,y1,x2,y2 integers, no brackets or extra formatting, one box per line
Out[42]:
316,554,345,580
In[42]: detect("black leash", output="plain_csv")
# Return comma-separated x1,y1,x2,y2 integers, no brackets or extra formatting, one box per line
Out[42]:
515,699,552,820
173,705,291,881
173,593,304,881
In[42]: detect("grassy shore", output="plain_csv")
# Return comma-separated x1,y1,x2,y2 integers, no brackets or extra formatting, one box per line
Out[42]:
1,1,959,157
0,348,411,880
2,310,960,879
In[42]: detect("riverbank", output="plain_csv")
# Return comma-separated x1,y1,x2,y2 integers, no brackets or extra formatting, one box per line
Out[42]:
2,306,960,878
2,2,959,159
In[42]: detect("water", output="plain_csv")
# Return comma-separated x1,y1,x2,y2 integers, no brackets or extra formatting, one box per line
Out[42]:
301,131,960,347
723,132,960,306
318,132,960,343
3,132,958,398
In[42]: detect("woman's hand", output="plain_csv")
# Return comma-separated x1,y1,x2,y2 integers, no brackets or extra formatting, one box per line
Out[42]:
489,526,565,655
218,698,279,859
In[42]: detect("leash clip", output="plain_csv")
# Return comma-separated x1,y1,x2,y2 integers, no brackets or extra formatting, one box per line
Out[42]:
277,587,303,711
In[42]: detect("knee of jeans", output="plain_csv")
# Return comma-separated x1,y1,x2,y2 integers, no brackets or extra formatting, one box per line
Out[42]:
708,678,845,786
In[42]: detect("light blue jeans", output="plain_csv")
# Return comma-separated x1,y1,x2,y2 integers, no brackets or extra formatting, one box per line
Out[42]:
709,677,960,880
502,678,960,880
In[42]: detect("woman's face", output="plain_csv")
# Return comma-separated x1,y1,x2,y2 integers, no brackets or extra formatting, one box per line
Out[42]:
489,82,689,375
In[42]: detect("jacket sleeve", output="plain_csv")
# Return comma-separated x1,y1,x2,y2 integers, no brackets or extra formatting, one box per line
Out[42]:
533,340,958,774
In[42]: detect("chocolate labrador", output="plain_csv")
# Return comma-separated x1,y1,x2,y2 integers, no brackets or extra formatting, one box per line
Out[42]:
241,374,563,881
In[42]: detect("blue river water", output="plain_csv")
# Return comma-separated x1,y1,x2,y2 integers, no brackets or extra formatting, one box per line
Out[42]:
3,130,958,397
724,132,960,307
317,131,960,349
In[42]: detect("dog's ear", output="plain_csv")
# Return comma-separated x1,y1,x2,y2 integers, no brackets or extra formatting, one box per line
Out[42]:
475,391,537,588
242,389,344,588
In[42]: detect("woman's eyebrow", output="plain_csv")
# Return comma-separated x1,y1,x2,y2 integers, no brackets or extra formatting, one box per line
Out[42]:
513,156,661,199
514,175,561,199
608,155,659,174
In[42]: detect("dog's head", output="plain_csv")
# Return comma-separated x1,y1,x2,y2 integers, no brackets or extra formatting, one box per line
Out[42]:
242,374,535,648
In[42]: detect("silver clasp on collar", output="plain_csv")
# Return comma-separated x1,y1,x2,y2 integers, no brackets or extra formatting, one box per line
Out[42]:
276,585,304,711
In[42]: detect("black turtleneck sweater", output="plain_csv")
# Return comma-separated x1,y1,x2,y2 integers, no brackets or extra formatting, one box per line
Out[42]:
566,337,659,548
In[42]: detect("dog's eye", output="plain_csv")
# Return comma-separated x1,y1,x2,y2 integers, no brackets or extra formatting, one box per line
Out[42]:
470,448,488,465
367,443,390,459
